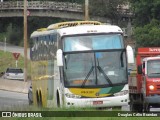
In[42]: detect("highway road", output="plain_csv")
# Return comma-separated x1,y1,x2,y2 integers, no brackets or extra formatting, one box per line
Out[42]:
0,42,30,59
0,90,28,111
0,89,159,111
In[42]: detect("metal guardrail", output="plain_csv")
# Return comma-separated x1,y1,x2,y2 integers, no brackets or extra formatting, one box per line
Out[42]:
0,1,83,12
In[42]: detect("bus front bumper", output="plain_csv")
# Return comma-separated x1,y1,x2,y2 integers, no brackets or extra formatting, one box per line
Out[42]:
64,94,129,108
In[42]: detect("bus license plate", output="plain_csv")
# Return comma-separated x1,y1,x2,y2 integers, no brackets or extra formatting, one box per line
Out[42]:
93,101,103,105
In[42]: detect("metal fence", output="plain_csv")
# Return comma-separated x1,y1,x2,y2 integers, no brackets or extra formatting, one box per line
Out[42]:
0,1,83,12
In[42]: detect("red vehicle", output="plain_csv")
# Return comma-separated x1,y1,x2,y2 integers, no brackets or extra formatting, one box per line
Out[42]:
129,47,160,112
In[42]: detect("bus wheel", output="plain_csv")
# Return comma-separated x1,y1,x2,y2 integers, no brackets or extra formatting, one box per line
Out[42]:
137,104,143,112
36,90,42,107
130,102,143,112
39,91,42,107
130,102,136,112
130,96,136,112
143,103,150,112
56,91,60,108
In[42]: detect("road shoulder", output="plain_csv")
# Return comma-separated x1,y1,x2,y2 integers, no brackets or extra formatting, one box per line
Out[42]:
0,78,30,93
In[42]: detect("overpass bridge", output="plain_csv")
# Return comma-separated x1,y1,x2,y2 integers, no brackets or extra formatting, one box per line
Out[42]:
0,1,110,22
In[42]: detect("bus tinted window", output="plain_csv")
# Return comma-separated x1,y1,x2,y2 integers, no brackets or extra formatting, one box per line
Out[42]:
63,34,123,52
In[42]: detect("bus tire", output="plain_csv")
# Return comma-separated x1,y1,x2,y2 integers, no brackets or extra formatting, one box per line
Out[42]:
130,94,143,112
36,90,42,107
56,91,60,108
143,103,150,112
36,91,39,106
39,91,42,107
130,101,136,112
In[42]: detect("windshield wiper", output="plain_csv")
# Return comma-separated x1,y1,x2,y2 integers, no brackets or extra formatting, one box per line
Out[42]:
64,55,70,69
97,66,113,85
120,50,124,67
81,66,94,87
96,56,113,86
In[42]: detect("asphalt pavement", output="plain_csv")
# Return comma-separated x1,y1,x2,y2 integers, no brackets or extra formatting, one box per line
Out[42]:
0,42,30,59
0,90,28,111
0,77,30,93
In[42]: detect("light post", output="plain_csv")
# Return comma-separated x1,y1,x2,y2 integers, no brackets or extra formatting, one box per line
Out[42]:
4,37,6,52
85,0,89,20
24,0,28,82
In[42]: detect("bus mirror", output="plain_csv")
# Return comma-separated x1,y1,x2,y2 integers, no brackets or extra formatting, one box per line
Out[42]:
57,49,63,66
126,45,134,64
137,65,142,74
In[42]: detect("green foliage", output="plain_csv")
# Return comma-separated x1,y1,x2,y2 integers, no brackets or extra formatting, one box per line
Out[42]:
133,19,160,47
90,0,128,24
5,23,23,46
130,0,160,47
0,32,5,42
130,0,160,27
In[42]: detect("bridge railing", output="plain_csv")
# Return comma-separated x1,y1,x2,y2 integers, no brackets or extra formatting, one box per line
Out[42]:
0,1,83,12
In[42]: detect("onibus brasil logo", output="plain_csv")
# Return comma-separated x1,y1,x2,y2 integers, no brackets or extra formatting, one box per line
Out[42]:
2,112,42,118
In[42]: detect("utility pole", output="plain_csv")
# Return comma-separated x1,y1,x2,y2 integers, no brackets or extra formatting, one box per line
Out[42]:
4,37,6,52
24,0,28,82
127,18,132,39
85,0,89,20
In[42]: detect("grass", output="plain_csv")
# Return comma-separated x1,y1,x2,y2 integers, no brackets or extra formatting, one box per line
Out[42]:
1,105,159,120
0,50,31,78
3,117,159,120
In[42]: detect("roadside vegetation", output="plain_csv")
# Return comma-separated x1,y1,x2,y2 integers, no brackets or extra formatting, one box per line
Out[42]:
6,117,160,120
129,0,160,48
0,50,31,78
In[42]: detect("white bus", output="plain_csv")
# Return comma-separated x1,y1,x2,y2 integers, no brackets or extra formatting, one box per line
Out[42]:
30,21,134,108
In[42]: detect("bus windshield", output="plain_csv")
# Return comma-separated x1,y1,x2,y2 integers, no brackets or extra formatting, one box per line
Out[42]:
63,34,126,87
147,60,160,78
63,51,127,87
63,34,124,52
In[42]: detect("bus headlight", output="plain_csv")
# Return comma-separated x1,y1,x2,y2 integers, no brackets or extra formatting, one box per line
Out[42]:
114,90,128,96
65,93,81,98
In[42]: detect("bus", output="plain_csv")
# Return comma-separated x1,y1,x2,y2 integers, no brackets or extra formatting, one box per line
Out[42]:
30,21,134,108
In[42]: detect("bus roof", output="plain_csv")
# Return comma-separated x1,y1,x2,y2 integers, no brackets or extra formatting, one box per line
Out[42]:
47,21,101,30
31,21,123,38
57,24,123,36
30,28,54,38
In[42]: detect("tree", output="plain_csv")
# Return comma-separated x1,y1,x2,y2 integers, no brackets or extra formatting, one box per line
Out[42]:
6,23,23,46
133,19,160,47
89,0,128,24
129,0,160,47
130,0,160,27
